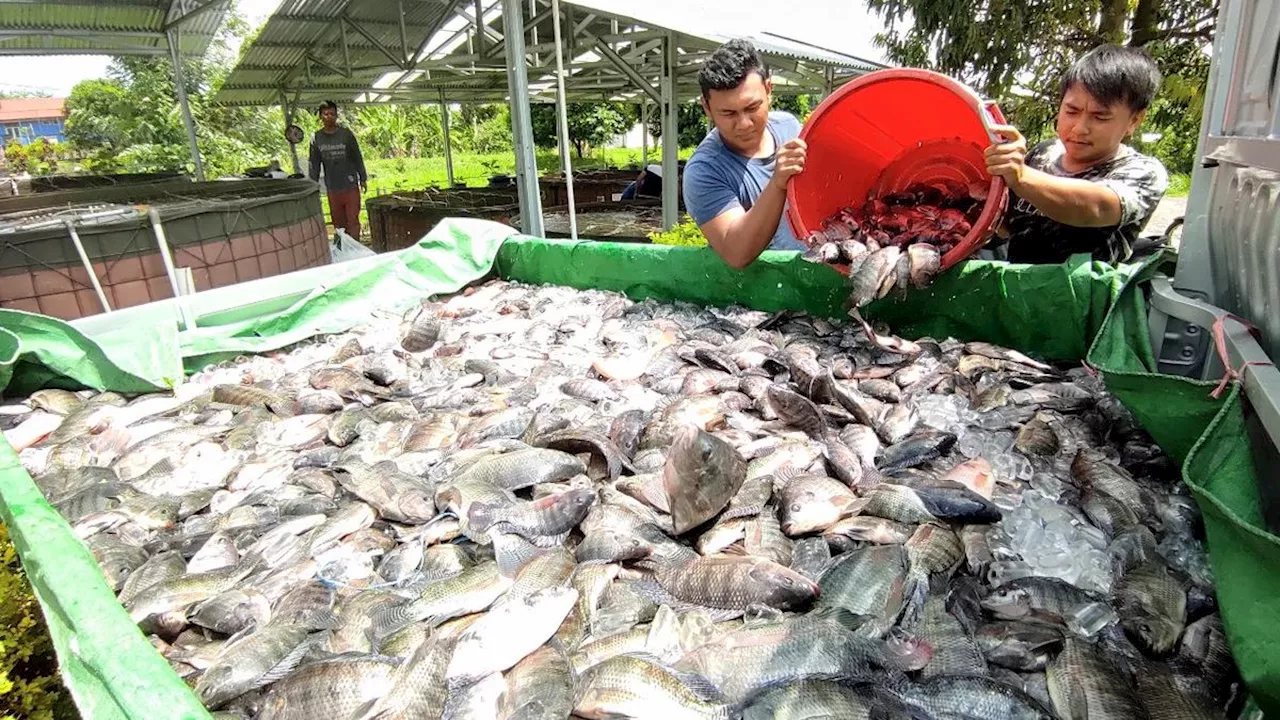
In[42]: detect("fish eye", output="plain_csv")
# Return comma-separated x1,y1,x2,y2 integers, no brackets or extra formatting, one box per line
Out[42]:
790,503,802,513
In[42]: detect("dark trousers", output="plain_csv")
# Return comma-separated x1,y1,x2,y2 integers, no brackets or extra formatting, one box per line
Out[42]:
328,186,362,238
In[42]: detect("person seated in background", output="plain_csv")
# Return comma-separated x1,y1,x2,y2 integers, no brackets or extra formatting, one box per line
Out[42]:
682,39,807,269
620,164,664,200
984,44,1168,264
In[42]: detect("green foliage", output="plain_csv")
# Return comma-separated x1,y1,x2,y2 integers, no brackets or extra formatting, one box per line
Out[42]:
530,102,636,158
1,139,62,175
649,220,707,246
0,524,79,720
1166,172,1191,197
772,95,816,122
865,0,1214,173
646,103,710,149
63,3,290,177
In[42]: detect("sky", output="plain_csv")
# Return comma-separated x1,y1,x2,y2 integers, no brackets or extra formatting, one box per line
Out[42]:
0,0,281,97
0,0,886,98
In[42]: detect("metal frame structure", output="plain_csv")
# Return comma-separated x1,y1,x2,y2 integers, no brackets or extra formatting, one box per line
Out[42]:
215,0,884,230
0,0,232,181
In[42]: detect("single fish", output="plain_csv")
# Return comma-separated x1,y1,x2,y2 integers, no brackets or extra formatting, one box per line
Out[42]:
765,385,827,439
257,654,397,720
651,554,819,616
1047,638,1144,720
371,561,512,641
573,655,732,720
1113,561,1187,656
900,674,1056,720
446,586,578,684
196,624,313,708
663,426,747,535
976,621,1066,672
778,473,866,536
815,544,909,636
503,645,575,720
469,486,596,540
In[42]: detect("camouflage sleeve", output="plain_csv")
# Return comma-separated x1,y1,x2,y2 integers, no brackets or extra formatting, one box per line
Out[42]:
1098,155,1168,227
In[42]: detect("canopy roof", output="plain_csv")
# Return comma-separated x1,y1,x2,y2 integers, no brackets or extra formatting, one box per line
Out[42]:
215,0,886,107
0,0,230,57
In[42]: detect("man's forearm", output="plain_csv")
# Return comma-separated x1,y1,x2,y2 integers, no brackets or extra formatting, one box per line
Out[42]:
1012,168,1122,228
710,183,787,269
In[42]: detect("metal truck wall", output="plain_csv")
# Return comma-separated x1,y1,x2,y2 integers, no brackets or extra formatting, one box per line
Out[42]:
0,179,328,321
1176,0,1280,364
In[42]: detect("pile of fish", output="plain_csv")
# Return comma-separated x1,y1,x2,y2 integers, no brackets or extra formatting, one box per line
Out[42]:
803,181,991,307
3,278,1246,719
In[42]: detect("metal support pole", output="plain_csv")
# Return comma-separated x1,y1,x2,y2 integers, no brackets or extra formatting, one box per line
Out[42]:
641,98,648,164
281,94,302,175
660,33,678,230
439,89,455,187
398,0,409,64
64,220,110,312
147,207,196,330
474,0,487,55
167,27,205,181
591,37,662,104
340,20,351,73
551,0,576,240
503,0,543,236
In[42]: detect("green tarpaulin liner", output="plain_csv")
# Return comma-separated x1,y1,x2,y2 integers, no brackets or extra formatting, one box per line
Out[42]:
0,219,1275,716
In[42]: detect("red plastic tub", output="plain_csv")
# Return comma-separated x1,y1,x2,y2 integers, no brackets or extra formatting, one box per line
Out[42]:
786,68,1010,270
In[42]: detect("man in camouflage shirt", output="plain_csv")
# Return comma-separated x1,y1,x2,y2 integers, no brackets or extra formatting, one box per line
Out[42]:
984,45,1168,264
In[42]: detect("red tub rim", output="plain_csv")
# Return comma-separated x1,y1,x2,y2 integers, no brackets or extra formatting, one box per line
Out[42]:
785,67,1010,271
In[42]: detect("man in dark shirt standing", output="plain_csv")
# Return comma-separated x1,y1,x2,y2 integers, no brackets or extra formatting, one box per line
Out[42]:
308,100,368,239
984,45,1168,264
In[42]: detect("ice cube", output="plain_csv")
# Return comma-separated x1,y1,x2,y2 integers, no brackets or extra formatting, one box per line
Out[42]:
1066,602,1119,637
1075,523,1109,551
1011,521,1046,558
1029,472,1064,500
992,486,1022,513
987,560,1037,587
956,431,986,459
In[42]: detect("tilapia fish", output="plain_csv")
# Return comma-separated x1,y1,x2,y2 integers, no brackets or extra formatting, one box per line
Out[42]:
18,278,1234,720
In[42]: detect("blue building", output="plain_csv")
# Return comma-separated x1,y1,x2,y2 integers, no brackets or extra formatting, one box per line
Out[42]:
0,97,66,146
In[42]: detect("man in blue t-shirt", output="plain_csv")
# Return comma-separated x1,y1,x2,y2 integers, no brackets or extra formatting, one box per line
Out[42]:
682,40,807,268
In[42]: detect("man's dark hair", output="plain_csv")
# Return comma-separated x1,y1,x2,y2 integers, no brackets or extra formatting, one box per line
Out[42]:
318,100,339,114
699,39,770,101
1060,44,1162,113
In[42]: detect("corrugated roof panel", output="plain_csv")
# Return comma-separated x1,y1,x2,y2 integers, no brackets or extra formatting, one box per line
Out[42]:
216,0,884,106
0,0,229,56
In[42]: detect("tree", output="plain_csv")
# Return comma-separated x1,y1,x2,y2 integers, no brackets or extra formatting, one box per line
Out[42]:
530,102,635,158
645,102,711,149
865,0,1216,172
63,2,288,177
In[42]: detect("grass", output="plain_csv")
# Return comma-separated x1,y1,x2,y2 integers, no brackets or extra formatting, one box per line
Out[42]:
320,146,693,240
1167,172,1191,198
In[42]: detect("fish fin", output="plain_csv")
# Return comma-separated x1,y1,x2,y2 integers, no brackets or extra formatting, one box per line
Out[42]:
528,531,571,548
668,667,726,704
719,543,750,557
772,466,801,488
806,606,867,632
256,633,318,687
